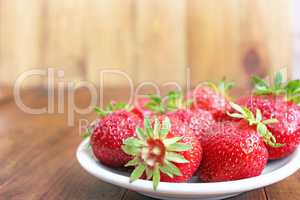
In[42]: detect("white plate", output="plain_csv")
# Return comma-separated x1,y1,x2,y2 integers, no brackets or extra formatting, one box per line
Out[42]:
77,139,300,200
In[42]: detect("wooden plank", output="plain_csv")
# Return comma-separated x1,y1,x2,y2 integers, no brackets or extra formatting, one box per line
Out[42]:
188,0,292,90
136,0,187,86
122,189,267,200
239,0,292,80
0,89,126,199
265,171,300,200
292,0,300,78
84,0,135,87
228,189,267,200
0,0,43,87
38,165,126,200
0,85,13,104
42,0,86,82
187,0,241,85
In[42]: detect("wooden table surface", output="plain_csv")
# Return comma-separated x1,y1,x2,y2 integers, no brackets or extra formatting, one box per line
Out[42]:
0,88,299,200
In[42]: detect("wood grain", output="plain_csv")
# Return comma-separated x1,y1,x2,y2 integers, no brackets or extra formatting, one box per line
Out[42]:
188,0,292,90
0,0,295,88
0,88,299,200
122,189,268,200
265,171,300,200
135,0,187,86
42,0,86,82
84,0,135,87
0,0,43,86
187,0,242,84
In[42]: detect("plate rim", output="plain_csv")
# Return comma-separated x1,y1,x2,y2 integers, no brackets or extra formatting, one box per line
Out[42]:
77,138,300,196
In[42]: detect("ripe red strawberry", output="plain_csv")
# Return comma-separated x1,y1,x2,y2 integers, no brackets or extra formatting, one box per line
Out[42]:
122,117,202,189
90,110,142,167
188,80,234,121
167,109,215,141
144,91,215,140
199,120,268,182
236,73,300,159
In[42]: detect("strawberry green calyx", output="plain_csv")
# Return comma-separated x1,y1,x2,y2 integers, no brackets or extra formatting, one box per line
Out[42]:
252,72,300,105
144,91,193,114
227,102,284,148
252,72,285,96
143,95,165,114
94,101,132,117
206,78,235,100
122,117,192,190
285,80,300,105
166,91,193,111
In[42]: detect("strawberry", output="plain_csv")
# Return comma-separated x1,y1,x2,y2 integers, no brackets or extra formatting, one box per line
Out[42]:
236,72,300,159
89,105,142,167
188,80,234,121
199,120,268,182
144,91,215,140
167,109,215,141
122,117,202,190
199,102,284,182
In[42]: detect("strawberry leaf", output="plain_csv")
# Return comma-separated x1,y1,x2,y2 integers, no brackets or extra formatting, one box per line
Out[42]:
167,143,192,152
252,76,269,88
159,165,174,178
163,137,183,146
159,117,171,139
123,138,145,147
153,118,160,139
285,80,300,103
274,72,283,90
227,113,244,119
94,107,109,117
255,109,262,122
262,118,279,125
252,72,300,104
121,145,140,156
229,102,246,115
144,95,165,114
218,78,235,95
130,164,146,182
153,166,160,190
164,159,182,176
94,101,132,117
136,127,147,140
165,152,189,163
144,117,153,138
125,158,140,167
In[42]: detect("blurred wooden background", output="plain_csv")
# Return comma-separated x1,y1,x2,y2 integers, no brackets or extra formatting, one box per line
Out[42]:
0,0,296,89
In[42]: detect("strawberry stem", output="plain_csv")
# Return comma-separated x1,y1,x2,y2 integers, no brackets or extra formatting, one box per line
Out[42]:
252,71,300,105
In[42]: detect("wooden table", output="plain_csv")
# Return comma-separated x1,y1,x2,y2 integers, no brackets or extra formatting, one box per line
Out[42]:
0,88,299,200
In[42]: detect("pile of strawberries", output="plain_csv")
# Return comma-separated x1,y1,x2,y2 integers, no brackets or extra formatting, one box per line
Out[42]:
85,73,300,190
